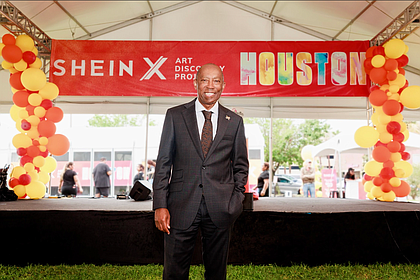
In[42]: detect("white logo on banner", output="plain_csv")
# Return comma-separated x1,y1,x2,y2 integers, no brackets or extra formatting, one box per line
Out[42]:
140,56,168,81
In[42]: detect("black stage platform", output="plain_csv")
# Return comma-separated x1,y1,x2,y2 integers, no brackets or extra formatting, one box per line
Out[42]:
1,197,420,266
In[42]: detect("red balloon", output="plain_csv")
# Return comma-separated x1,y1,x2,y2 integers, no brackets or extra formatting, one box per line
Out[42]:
16,147,27,156
401,152,411,161
26,145,40,158
384,59,398,71
2,34,16,45
363,174,373,181
2,44,22,63
387,141,401,153
368,89,388,106
366,46,376,59
386,121,401,135
18,174,31,186
393,132,404,143
26,105,35,116
9,72,25,90
39,149,49,158
22,51,36,64
32,140,40,146
20,155,33,166
369,67,387,85
8,177,20,188
399,143,406,152
373,176,383,187
369,85,380,92
382,100,400,116
375,141,387,148
383,160,394,168
380,182,392,193
364,58,373,74
40,99,53,110
398,67,406,76
21,120,31,131
13,90,30,107
373,46,385,56
396,55,409,67
380,167,395,180
38,120,56,138
47,134,70,156
393,180,410,197
372,146,391,162
399,102,404,113
45,107,64,123
386,71,397,81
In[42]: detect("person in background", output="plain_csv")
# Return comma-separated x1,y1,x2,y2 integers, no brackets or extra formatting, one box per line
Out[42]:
133,163,145,185
256,162,270,197
59,162,83,197
146,159,156,183
301,159,315,198
92,157,112,198
343,168,355,198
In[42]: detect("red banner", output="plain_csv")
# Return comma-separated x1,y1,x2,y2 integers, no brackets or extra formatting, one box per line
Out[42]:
50,40,370,97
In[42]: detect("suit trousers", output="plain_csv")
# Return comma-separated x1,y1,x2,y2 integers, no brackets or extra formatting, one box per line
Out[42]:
163,196,232,280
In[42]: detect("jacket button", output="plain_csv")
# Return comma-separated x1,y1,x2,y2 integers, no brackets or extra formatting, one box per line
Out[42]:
202,166,206,170
199,184,203,188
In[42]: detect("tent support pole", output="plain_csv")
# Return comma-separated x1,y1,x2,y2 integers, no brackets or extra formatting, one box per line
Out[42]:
269,98,273,197
144,97,150,172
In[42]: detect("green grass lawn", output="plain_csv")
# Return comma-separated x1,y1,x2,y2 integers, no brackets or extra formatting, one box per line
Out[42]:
1,263,420,280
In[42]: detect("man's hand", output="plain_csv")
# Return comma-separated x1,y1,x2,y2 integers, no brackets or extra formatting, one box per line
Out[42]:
154,208,171,234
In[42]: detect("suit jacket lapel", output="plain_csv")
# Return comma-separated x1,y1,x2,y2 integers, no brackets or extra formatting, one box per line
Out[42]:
181,99,204,160
206,105,230,159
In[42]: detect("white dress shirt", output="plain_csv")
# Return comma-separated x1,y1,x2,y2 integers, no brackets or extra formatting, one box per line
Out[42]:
195,99,218,140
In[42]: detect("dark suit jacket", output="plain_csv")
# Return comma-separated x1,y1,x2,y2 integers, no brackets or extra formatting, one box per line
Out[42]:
153,99,249,230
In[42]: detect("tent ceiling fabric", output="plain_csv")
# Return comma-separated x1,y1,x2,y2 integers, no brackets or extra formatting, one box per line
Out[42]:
1,1,420,119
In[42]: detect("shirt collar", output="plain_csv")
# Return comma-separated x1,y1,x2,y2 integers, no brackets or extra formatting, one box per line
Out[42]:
195,99,219,114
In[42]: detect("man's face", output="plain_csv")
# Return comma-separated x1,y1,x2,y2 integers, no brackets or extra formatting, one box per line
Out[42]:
194,64,225,110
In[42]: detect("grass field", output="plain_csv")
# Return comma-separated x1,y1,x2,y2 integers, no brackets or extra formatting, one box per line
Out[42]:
1,263,420,279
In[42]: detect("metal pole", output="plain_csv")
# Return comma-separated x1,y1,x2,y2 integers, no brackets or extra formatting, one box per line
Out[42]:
269,98,273,197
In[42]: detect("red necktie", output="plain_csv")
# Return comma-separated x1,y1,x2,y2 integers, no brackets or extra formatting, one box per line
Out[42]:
201,111,213,158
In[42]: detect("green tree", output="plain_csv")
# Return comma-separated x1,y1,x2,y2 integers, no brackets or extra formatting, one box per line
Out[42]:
88,114,149,127
245,118,335,173
406,163,420,200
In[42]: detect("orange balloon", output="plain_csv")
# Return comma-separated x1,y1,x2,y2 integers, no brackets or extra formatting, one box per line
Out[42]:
45,107,64,123
393,180,410,197
372,146,391,162
47,134,69,156
38,120,56,138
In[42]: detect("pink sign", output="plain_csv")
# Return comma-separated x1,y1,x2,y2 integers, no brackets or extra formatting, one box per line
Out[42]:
321,169,337,197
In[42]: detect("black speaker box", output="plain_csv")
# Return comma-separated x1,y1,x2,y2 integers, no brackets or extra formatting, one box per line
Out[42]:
129,180,152,201
243,192,253,211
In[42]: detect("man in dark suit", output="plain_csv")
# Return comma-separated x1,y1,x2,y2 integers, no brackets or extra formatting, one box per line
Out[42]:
153,63,249,280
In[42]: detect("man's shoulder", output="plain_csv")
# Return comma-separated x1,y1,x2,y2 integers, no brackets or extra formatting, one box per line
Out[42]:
220,104,243,122
167,99,195,112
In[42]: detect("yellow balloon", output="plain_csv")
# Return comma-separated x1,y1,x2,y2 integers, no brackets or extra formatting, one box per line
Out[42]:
394,168,405,178
40,156,57,173
316,191,323,197
21,68,47,91
378,113,391,125
388,93,400,101
33,156,46,168
39,82,59,100
31,46,38,56
38,170,50,184
376,124,386,133
10,104,22,122
18,108,29,119
27,115,41,126
379,132,393,144
14,59,28,72
400,86,420,109
26,180,46,199
39,145,47,152
390,152,402,162
354,126,379,148
394,161,413,178
12,133,32,148
371,186,384,198
24,162,35,172
34,106,46,118
384,39,406,59
382,191,396,202
371,55,386,68
399,121,407,132
27,170,39,181
15,34,34,52
391,113,403,122
301,145,314,160
11,166,26,179
367,191,375,200
28,93,42,106
389,177,401,187
26,127,39,139
402,129,409,142
364,181,374,193
364,160,383,176
370,112,380,126
389,85,400,94
29,57,42,69
39,137,48,146
15,121,25,133
13,185,26,198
